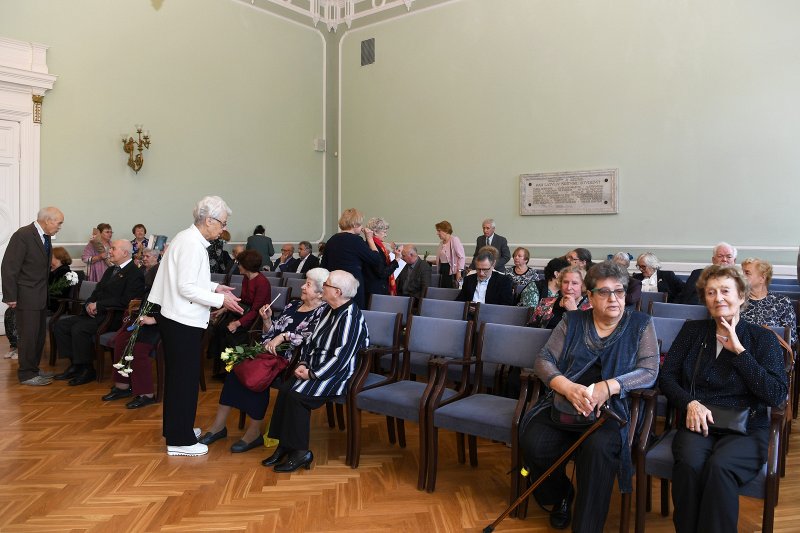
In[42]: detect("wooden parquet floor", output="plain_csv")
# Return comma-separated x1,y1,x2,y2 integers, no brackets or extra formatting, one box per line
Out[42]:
2,335,800,532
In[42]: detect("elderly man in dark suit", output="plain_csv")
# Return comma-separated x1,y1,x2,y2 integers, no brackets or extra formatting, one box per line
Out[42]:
53,239,145,386
2,207,64,386
675,242,736,305
285,241,320,274
471,218,511,270
458,247,513,305
395,244,431,299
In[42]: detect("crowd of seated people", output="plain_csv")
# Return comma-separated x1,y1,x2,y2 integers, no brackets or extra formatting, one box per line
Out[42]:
16,208,800,533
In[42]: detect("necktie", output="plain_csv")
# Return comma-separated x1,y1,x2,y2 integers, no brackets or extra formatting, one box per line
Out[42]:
111,265,121,277
44,234,52,257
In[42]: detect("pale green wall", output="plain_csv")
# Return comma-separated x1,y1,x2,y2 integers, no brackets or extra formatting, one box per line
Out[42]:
0,0,325,252
340,0,800,264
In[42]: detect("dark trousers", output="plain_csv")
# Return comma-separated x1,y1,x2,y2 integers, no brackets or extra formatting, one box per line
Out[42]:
267,382,327,451
53,314,100,366
671,427,768,533
16,308,47,382
112,326,156,396
520,411,622,533
158,315,204,446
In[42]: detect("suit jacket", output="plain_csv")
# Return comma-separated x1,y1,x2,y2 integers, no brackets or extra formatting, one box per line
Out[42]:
395,258,432,299
632,269,685,303
472,233,511,270
457,270,513,305
320,232,383,308
674,268,702,305
246,234,274,269
87,261,145,321
626,277,642,308
286,254,320,274
1,223,51,310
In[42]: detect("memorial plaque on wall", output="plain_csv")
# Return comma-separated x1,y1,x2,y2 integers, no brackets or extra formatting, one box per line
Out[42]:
519,168,618,215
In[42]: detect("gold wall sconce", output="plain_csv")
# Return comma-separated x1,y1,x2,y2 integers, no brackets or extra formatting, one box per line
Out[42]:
121,125,151,173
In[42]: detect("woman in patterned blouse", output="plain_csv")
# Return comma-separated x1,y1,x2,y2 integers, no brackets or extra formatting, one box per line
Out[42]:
529,264,592,329
741,258,797,346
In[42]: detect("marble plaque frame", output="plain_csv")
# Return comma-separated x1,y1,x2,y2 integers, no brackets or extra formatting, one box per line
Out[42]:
519,168,618,216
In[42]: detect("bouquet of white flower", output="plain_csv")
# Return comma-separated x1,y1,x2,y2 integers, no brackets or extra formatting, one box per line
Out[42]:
113,300,154,377
48,270,80,296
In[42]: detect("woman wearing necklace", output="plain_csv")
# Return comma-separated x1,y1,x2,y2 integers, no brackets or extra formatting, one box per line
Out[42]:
740,257,797,346
659,265,787,533
506,247,540,287
519,261,659,532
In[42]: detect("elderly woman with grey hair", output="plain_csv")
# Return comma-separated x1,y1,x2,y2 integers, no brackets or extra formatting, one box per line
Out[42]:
199,268,330,454
149,195,244,457
363,216,399,297
631,252,685,302
261,270,369,472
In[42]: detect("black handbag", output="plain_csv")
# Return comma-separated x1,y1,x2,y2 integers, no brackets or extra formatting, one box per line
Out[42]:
689,330,749,435
550,392,598,429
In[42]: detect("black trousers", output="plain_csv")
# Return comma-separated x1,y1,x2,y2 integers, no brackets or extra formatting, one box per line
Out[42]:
267,381,327,451
671,427,768,533
520,411,622,533
53,314,99,366
158,315,204,446
16,308,47,382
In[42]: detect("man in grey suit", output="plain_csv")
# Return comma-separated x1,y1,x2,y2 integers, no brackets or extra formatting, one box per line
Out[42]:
245,225,274,270
471,218,511,270
1,207,64,386
395,245,431,299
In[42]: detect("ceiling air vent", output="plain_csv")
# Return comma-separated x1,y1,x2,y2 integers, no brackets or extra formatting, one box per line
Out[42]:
361,38,375,66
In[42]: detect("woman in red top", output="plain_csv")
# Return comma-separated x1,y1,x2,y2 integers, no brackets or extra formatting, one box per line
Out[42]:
207,250,271,368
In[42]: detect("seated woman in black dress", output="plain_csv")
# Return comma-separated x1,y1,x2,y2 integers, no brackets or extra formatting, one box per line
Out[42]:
199,268,329,453
261,270,369,472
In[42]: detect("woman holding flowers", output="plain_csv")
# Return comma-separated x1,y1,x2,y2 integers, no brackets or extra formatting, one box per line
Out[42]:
199,267,330,454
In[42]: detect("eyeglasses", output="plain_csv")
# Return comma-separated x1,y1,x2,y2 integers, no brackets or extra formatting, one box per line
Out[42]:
590,288,627,299
636,264,648,270
210,217,227,228
323,282,341,292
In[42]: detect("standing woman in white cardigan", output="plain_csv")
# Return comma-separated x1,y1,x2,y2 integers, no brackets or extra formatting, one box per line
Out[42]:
149,196,243,457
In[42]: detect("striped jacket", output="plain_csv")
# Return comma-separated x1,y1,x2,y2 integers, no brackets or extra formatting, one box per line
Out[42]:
292,299,369,397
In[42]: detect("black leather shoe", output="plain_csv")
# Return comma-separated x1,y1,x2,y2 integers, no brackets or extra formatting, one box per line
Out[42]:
261,446,289,467
68,368,97,386
549,487,575,530
274,450,313,473
54,365,78,381
126,395,156,409
102,387,132,401
198,427,228,445
231,435,264,453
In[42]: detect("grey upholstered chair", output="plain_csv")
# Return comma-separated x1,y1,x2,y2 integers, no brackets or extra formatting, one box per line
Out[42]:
368,294,413,327
423,323,551,497
637,291,667,312
648,301,709,320
281,271,304,280
423,287,460,301
285,277,305,298
349,315,474,490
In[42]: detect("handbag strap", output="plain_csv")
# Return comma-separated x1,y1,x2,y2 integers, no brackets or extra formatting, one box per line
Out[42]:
689,329,711,398
761,324,794,361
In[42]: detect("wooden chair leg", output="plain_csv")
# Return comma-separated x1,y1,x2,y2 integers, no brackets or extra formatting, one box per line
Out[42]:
456,433,466,464
425,426,439,493
335,403,346,431
467,435,478,467
397,419,406,448
350,408,363,469
645,475,652,512
660,478,670,516
325,402,336,428
416,420,427,491
48,327,58,366
386,416,396,445
620,492,631,533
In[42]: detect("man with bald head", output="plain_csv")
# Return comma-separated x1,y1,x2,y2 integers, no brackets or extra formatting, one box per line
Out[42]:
395,244,431,299
676,241,738,305
2,207,65,385
53,239,145,385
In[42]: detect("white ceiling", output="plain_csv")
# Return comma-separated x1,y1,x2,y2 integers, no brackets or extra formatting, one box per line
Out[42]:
242,0,417,32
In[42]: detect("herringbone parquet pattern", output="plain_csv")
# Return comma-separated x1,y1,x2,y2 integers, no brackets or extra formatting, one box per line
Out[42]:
1,335,798,532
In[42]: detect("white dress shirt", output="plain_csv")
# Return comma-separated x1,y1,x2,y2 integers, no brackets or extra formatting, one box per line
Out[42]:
641,271,658,293
473,274,491,303
148,224,224,328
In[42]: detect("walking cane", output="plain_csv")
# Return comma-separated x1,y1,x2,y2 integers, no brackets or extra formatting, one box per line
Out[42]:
483,404,627,533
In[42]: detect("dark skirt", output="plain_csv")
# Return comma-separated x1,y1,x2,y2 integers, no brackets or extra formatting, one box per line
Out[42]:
219,370,271,420
439,262,455,288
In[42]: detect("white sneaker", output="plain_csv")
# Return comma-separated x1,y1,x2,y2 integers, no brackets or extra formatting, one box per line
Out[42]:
194,427,201,439
10,350,17,360
167,442,208,456
4,348,17,359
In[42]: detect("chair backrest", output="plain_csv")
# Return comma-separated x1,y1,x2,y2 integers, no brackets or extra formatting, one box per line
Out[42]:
281,271,305,280
430,273,441,288
77,281,98,301
285,277,305,296
266,275,285,287
649,301,709,320
361,310,401,349
476,322,551,368
227,274,244,285
424,286,460,301
261,270,281,278
638,291,667,311
210,272,226,282
368,294,413,326
651,317,687,355
230,283,242,298
271,286,291,313
405,315,473,360
419,298,468,320
474,302,530,327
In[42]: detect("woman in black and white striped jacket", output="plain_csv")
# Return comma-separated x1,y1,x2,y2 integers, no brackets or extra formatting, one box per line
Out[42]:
261,269,369,472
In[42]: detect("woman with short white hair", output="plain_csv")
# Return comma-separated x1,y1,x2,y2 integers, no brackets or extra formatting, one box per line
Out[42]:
631,252,685,302
149,195,243,457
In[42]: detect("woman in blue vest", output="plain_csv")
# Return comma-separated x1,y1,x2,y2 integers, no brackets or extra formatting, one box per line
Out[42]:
519,261,659,533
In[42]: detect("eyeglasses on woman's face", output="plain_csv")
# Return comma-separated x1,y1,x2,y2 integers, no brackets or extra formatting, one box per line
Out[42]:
590,287,627,299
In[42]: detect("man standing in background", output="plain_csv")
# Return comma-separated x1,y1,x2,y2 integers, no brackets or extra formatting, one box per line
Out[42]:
1,207,65,386
471,219,511,270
